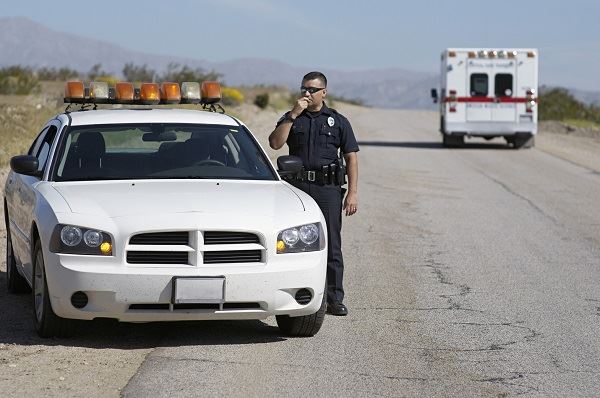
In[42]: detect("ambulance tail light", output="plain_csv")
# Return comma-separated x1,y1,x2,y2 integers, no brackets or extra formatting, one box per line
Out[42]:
89,82,110,103
64,81,85,103
449,90,457,113
160,82,181,104
181,82,201,104
201,81,221,104
139,83,160,105
526,89,536,113
115,82,134,103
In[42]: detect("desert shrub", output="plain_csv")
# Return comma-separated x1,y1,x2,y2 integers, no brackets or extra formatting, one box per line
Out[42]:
221,87,244,106
36,67,79,81
159,63,221,83
123,63,156,82
254,93,269,109
0,66,40,95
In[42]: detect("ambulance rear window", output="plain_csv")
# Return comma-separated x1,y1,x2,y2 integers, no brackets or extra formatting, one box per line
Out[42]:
495,74,513,97
470,74,488,97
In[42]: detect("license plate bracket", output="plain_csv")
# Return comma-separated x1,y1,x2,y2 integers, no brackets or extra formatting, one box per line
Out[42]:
171,276,225,304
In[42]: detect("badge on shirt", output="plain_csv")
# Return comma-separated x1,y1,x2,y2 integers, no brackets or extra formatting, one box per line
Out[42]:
327,116,335,127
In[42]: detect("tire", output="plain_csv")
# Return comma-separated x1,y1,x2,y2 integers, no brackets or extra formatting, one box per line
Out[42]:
32,240,75,338
6,225,29,294
442,134,464,148
276,289,326,337
513,133,535,149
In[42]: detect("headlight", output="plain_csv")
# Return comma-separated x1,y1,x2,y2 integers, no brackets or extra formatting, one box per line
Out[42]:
50,224,113,255
277,223,323,254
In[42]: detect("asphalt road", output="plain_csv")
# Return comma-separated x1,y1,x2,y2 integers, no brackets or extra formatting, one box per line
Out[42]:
121,108,600,397
2,106,599,397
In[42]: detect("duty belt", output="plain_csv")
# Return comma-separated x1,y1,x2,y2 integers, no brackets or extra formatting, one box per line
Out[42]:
299,163,343,185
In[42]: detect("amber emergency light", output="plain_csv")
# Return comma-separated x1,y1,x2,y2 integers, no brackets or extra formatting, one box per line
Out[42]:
64,81,85,103
201,81,221,104
139,83,160,105
160,82,181,104
115,82,135,103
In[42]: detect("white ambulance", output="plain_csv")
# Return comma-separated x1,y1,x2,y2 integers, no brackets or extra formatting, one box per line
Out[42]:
431,48,538,148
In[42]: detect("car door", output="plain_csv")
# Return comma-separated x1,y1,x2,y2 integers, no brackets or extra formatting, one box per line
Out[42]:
10,122,59,280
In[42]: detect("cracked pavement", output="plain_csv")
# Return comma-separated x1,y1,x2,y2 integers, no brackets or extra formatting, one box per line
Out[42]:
3,106,600,397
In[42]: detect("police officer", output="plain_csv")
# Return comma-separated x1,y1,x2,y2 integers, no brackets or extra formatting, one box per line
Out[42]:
269,71,359,316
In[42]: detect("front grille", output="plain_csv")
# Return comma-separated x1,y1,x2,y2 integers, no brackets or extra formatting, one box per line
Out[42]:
204,231,259,245
130,232,189,245
203,250,262,264
127,251,188,264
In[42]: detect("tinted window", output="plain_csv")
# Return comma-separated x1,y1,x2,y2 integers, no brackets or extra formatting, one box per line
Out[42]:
470,74,488,97
53,123,276,181
495,74,513,97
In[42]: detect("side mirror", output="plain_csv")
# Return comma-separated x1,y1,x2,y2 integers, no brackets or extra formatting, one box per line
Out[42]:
431,88,438,103
10,155,41,177
277,155,303,178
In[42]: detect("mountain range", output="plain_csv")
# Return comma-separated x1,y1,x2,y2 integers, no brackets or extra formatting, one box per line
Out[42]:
1,17,598,108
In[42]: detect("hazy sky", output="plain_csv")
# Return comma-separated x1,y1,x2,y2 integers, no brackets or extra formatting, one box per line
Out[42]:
2,0,599,90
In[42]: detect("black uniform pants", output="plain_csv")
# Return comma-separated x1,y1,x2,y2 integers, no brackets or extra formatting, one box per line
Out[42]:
293,181,344,304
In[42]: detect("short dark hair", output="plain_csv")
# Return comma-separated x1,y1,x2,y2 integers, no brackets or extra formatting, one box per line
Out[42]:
302,71,327,87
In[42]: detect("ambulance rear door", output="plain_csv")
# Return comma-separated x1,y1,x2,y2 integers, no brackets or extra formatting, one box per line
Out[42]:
491,60,517,122
465,59,492,121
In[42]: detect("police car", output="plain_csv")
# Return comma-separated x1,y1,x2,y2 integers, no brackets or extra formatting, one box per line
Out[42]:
4,81,327,337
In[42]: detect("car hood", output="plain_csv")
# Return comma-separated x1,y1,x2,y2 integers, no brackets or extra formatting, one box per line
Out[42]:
51,180,304,218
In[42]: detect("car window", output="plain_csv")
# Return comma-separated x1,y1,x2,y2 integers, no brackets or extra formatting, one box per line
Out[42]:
53,123,276,181
28,126,49,156
36,126,58,171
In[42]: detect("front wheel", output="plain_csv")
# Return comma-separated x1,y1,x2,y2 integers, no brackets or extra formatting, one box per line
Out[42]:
276,290,326,337
32,240,75,338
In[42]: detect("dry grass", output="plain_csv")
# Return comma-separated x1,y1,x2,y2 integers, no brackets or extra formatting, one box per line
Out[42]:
0,82,63,165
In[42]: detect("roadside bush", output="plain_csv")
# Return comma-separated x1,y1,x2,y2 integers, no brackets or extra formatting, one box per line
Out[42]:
0,66,40,95
36,67,79,81
222,87,244,106
539,88,587,121
123,63,156,82
254,93,269,109
159,63,221,83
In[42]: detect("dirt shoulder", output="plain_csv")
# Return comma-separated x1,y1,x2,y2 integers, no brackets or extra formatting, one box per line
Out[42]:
537,121,600,173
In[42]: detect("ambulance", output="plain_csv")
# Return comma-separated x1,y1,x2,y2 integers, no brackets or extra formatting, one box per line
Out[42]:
431,48,538,148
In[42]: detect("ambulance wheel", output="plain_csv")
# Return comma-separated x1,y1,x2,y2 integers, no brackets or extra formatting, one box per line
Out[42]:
513,133,535,149
442,134,464,148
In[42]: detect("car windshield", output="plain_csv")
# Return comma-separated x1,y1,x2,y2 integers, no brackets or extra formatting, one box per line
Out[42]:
52,123,277,181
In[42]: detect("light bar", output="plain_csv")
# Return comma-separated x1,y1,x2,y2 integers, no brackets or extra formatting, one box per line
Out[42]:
63,81,224,109
65,81,85,103
181,82,201,104
139,83,160,105
201,81,221,104
115,82,134,103
160,82,181,104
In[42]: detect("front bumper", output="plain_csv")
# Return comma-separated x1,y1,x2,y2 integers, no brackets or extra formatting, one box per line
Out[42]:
44,250,326,322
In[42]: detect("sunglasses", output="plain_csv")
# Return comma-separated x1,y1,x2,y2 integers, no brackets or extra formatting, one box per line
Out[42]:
300,86,325,94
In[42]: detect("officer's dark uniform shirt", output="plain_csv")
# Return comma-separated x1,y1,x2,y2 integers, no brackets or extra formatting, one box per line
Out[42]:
277,102,359,169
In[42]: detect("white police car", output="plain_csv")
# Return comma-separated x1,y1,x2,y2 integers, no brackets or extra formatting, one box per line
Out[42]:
4,81,327,337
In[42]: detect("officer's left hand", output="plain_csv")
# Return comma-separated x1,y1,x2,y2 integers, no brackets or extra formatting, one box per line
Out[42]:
343,192,358,216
